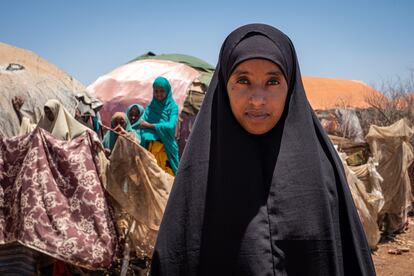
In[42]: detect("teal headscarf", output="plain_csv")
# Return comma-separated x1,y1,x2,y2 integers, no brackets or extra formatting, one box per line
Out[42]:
141,76,179,174
102,112,135,151
126,103,145,143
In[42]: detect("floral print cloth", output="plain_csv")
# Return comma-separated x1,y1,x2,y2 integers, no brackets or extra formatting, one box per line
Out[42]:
0,128,117,269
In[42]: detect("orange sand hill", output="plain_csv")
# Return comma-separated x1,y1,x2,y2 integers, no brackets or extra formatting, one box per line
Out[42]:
303,76,382,110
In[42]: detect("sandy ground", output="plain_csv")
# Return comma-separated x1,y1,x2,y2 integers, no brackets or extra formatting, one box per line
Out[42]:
373,217,414,276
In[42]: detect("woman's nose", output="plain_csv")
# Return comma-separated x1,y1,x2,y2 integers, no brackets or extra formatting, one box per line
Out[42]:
248,89,266,106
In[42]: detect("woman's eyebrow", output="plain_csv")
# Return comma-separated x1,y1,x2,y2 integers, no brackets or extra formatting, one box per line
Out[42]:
267,71,283,76
232,70,251,76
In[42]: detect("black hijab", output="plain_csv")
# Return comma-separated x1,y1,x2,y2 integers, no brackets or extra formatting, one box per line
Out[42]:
151,24,376,276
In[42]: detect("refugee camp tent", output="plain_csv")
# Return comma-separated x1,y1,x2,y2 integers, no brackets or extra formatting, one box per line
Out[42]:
339,153,384,249
306,77,383,142
105,135,174,260
317,108,366,143
131,52,214,115
0,42,101,138
130,52,214,85
88,52,213,123
87,52,214,155
366,118,414,234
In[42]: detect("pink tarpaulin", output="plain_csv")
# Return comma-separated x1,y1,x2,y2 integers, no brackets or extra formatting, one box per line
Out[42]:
87,59,200,125
0,129,117,269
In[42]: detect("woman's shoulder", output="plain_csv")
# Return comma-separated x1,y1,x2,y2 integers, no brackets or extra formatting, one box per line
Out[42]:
170,101,179,112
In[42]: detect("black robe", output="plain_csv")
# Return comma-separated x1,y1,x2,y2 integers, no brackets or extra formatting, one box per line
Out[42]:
150,24,376,276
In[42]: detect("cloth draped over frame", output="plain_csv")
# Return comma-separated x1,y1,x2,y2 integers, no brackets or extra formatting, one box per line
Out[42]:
105,134,174,259
102,112,137,151
140,77,179,174
0,128,117,269
126,103,145,143
366,118,414,234
150,24,375,275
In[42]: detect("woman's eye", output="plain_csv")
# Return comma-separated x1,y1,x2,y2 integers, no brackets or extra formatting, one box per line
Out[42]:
267,79,280,85
236,77,249,85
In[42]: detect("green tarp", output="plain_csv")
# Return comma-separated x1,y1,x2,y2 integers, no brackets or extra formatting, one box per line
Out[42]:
130,52,214,88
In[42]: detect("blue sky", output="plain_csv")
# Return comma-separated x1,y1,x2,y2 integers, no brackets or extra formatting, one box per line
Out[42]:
1,0,413,88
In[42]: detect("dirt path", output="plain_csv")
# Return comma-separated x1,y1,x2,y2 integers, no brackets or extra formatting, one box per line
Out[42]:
373,217,414,275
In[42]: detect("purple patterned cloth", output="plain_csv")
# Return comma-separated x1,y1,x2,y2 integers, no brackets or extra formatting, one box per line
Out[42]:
0,128,117,269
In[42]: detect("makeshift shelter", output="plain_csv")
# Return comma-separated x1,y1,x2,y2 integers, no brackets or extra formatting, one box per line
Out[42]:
329,135,370,167
0,128,117,269
87,52,214,155
0,42,101,138
366,119,414,234
316,108,366,143
105,135,174,260
304,77,383,142
339,153,384,249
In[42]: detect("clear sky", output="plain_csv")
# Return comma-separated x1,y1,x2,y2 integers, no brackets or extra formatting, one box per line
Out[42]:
1,0,413,88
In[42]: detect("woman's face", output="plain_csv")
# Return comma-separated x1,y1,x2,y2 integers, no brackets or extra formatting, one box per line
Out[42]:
226,59,288,135
128,106,141,124
113,117,126,129
154,87,166,101
44,106,55,122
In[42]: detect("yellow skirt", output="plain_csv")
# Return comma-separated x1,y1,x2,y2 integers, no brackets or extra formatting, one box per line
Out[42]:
148,141,175,176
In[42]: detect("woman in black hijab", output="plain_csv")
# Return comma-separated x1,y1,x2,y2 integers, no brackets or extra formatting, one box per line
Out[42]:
150,24,376,276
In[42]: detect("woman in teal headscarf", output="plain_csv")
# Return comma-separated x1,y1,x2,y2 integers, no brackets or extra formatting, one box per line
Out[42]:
102,112,137,155
126,103,145,143
140,76,179,176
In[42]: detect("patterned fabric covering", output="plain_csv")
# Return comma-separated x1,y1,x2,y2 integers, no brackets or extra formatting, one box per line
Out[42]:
0,128,117,269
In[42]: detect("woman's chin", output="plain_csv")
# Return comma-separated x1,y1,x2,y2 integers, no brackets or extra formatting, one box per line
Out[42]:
241,124,272,135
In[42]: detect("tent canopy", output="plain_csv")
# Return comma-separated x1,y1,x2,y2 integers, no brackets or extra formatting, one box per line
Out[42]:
88,59,201,125
131,52,215,72
0,42,100,137
131,52,214,87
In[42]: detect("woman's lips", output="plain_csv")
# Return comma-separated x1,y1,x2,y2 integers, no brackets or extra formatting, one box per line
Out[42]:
244,110,270,120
